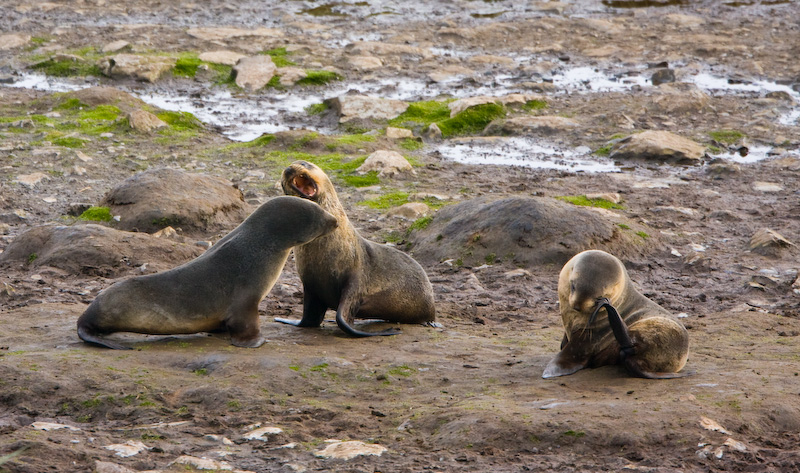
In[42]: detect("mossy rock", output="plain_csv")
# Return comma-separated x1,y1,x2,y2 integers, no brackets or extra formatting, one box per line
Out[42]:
408,196,661,268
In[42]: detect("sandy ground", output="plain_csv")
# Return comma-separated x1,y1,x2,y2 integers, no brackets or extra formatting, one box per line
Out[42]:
1,0,800,472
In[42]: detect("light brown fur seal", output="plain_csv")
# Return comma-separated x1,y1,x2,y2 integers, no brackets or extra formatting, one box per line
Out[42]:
275,160,437,336
543,250,690,379
77,196,338,349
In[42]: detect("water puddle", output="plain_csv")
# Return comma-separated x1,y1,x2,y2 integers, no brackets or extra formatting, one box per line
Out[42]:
435,137,618,172
602,0,689,8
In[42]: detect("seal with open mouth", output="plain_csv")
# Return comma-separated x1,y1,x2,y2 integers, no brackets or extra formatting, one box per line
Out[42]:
77,196,338,349
275,160,437,337
542,250,690,379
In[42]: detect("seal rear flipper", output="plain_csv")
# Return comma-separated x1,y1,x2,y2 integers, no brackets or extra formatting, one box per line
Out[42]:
334,311,400,337
623,357,694,379
77,324,131,350
542,347,588,379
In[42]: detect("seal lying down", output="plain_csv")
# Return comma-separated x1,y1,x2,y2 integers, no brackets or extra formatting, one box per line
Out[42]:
77,196,338,349
543,250,690,379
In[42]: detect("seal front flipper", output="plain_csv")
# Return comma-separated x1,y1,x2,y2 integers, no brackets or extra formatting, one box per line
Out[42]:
542,341,589,378
601,299,691,379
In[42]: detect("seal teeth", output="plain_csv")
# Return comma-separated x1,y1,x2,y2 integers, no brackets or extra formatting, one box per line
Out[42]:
293,175,318,198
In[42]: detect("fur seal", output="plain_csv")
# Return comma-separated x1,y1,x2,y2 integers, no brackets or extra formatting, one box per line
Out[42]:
275,160,437,336
77,196,338,349
542,250,690,379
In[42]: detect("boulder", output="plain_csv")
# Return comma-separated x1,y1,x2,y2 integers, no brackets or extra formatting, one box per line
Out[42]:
198,50,246,66
233,55,277,91
357,150,413,177
327,95,409,124
100,168,248,235
651,83,710,114
409,196,660,268
98,54,176,83
127,110,167,133
0,224,202,277
101,40,130,54
276,66,307,86
609,130,706,165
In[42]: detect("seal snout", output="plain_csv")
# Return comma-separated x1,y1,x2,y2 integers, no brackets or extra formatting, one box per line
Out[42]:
292,174,318,198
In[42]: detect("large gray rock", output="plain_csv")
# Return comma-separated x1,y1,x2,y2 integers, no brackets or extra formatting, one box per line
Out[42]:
0,224,202,277
327,95,409,124
357,150,413,177
233,55,277,91
409,196,660,268
100,169,247,235
609,130,706,165
98,54,176,83
651,83,710,114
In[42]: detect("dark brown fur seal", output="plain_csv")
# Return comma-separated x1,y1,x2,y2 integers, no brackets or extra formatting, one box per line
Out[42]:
543,250,689,379
77,196,338,349
275,160,437,336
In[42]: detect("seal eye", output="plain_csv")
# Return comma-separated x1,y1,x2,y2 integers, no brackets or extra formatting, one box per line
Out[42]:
292,175,318,198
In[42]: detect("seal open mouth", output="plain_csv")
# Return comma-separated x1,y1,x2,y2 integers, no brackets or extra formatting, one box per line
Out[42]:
291,173,318,199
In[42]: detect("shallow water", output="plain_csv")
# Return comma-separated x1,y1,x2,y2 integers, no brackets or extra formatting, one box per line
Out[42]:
4,65,797,170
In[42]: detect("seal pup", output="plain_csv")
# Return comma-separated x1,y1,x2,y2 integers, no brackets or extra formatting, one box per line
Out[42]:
542,250,689,379
275,160,437,337
77,196,338,349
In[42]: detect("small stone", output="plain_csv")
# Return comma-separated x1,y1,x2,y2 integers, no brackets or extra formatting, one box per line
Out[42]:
387,202,430,220
198,50,246,66
94,461,137,473
74,150,93,162
244,426,284,441
348,55,382,71
101,40,129,53
0,34,31,50
610,130,706,165
152,226,178,239
314,440,387,460
504,268,532,279
651,68,676,86
169,455,233,470
14,173,49,188
357,150,413,177
68,202,93,216
752,181,783,192
749,228,795,256
98,54,176,82
425,123,443,141
277,66,307,86
128,110,167,133
103,440,149,458
386,127,414,139
233,55,277,91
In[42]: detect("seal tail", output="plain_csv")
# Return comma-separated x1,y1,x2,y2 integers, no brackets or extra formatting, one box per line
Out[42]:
335,311,400,337
598,299,691,380
77,308,131,350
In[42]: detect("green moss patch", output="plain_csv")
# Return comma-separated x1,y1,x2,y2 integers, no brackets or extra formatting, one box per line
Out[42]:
388,100,453,129
399,137,423,151
31,58,103,77
437,103,506,138
708,130,744,145
359,191,409,210
409,216,433,232
51,135,89,148
79,206,113,222
262,47,296,68
556,195,623,210
522,99,548,112
297,70,343,86
334,134,376,146
306,102,329,115
156,111,202,132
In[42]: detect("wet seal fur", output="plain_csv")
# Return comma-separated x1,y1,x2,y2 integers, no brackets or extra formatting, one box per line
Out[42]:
543,250,690,379
275,160,437,336
77,196,338,349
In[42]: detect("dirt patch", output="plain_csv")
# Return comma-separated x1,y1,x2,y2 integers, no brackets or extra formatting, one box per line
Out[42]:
1,0,800,471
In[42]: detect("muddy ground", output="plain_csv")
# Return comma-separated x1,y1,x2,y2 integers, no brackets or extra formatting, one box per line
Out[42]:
1,0,800,472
